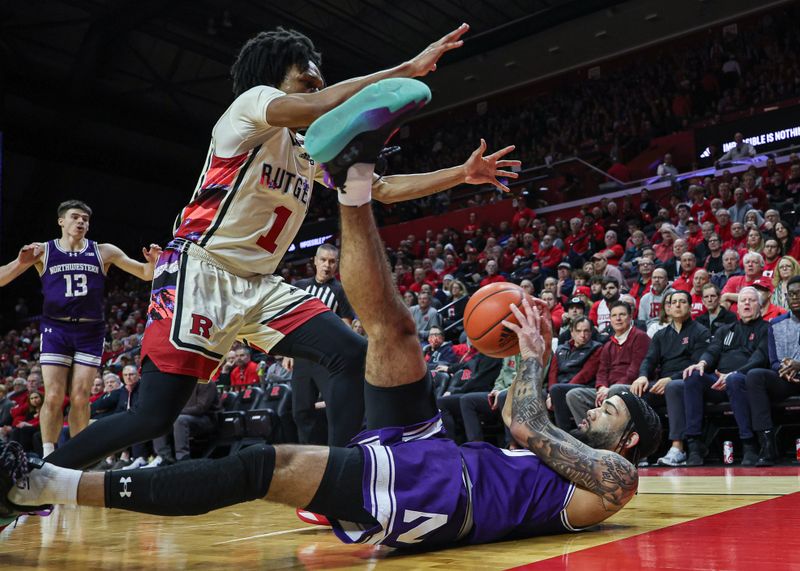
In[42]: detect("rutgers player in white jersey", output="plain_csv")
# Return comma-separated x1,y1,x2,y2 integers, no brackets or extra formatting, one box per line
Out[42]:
47,23,517,470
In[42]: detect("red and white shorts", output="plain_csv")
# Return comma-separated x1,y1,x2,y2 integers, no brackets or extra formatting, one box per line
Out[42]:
141,242,328,379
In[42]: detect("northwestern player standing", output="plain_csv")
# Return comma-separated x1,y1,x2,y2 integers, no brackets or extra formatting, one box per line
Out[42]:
288,243,358,445
0,200,161,457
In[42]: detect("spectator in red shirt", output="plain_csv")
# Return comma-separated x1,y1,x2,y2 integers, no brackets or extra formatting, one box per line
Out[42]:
537,235,563,275
752,277,787,322
672,252,699,292
88,376,104,404
409,268,436,294
629,257,655,300
564,301,650,424
689,185,712,223
564,217,591,260
541,290,564,331
479,259,506,288
725,222,747,252
721,251,765,310
511,201,536,230
689,269,710,318
10,391,43,453
654,224,679,263
761,239,781,279
598,230,624,266
685,219,705,253
742,173,769,212
775,220,800,260
715,209,733,243
462,211,479,239
230,346,260,390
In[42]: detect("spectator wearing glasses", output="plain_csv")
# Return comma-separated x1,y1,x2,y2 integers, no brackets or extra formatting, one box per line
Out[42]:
423,327,456,370
703,233,725,275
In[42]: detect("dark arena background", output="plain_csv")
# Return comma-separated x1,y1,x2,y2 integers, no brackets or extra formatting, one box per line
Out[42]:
1,1,800,569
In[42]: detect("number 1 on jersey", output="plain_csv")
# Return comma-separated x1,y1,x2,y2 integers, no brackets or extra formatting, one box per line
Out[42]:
257,206,292,254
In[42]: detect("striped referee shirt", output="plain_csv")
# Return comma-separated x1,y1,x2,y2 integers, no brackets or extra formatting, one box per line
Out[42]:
294,276,355,320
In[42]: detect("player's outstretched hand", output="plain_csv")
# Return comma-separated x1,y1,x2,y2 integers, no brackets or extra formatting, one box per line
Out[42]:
142,244,163,264
502,297,545,364
463,140,521,192
405,23,469,77
17,243,43,265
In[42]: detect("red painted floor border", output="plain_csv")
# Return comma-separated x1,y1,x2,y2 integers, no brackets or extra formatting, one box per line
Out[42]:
639,465,800,477
508,492,800,571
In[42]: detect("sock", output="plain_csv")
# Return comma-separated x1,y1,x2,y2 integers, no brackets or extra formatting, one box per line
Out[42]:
337,163,374,207
8,462,81,507
105,444,276,516
42,443,55,457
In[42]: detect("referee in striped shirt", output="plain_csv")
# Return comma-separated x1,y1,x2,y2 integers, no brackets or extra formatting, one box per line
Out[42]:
289,244,359,444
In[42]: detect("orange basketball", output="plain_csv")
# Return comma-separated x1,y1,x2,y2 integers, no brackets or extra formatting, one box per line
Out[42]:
463,283,552,358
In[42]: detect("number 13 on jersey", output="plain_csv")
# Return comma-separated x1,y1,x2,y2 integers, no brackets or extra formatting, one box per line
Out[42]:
257,206,293,254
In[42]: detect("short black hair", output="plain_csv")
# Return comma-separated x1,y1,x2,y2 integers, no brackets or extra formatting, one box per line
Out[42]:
787,275,800,288
57,200,92,218
602,277,620,288
231,27,322,96
671,289,691,304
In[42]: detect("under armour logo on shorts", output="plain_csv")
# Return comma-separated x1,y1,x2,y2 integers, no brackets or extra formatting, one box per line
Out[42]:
119,476,132,498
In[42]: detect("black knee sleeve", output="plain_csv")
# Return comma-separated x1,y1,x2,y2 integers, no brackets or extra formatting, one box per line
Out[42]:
105,444,276,516
364,373,437,431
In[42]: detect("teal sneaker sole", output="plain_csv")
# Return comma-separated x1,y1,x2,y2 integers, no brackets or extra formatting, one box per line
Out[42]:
305,78,431,163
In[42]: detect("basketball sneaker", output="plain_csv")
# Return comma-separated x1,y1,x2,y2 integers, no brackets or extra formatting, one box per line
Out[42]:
0,441,53,532
304,78,431,190
296,507,331,526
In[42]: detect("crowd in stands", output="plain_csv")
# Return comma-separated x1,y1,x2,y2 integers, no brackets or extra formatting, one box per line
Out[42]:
2,151,800,466
373,6,800,222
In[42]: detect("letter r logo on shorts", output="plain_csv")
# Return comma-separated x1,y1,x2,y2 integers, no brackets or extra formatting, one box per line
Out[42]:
190,313,214,339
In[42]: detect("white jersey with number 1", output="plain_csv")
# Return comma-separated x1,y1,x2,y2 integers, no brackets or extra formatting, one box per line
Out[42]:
174,85,327,277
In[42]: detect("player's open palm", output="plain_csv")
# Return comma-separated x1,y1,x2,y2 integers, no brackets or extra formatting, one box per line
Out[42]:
502,297,545,364
464,139,521,192
406,23,469,76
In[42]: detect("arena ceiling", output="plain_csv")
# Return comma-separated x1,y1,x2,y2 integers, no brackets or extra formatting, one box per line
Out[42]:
0,0,623,151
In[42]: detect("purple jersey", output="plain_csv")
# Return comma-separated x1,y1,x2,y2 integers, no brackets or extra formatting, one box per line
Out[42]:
330,415,581,549
40,239,106,321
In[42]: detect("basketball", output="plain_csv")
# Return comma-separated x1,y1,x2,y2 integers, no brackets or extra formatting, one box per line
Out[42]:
463,283,552,358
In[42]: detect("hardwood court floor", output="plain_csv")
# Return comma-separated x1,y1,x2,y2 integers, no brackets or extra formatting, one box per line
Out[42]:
1,466,798,570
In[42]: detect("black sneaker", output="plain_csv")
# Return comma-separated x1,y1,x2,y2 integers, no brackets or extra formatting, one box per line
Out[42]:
304,78,431,189
685,439,708,467
0,441,52,532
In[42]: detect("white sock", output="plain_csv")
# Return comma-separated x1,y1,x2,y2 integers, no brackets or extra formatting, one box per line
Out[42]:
42,442,55,457
337,163,374,207
8,463,82,507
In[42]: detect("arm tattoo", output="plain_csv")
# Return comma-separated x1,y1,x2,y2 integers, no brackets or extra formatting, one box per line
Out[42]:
510,357,638,511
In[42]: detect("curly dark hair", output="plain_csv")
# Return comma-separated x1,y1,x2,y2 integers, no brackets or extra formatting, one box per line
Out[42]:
230,27,322,96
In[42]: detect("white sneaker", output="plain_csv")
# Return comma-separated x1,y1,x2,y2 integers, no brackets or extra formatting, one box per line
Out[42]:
657,447,687,466
122,456,148,470
142,456,164,469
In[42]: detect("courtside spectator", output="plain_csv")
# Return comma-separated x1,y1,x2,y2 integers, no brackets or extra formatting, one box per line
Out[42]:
711,249,743,290
459,354,518,443
411,292,441,341
682,287,769,466
564,301,650,428
696,283,736,335
423,326,457,370
639,268,669,329
721,251,764,309
230,346,259,390
772,257,800,310
548,317,602,430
